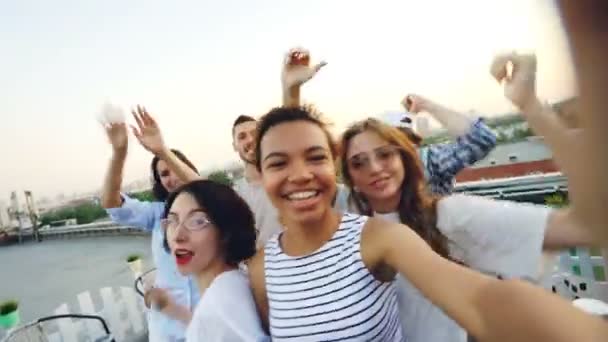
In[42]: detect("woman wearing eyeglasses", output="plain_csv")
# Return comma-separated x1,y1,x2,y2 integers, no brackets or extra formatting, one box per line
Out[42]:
148,180,268,342
336,116,593,342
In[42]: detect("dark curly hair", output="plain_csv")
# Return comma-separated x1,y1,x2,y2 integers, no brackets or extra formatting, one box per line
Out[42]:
162,180,257,266
150,149,198,201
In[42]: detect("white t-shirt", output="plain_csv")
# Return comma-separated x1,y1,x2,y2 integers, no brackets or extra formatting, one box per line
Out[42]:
186,270,269,342
375,194,551,342
233,179,283,249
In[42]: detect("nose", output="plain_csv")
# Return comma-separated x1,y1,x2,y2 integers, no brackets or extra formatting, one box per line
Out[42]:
367,157,383,174
287,159,314,184
244,133,255,146
173,222,189,242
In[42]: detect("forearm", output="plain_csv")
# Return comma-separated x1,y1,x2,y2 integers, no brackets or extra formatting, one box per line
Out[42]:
424,101,475,138
474,279,608,342
101,149,127,208
164,304,192,325
558,1,608,242
157,147,201,183
282,86,300,108
543,208,595,250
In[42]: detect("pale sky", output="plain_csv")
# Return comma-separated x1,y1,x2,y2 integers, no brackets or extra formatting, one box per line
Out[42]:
0,0,576,201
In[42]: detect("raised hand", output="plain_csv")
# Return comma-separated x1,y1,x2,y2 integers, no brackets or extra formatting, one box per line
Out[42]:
281,47,327,90
98,102,128,152
401,94,430,114
130,105,167,155
491,52,605,241
102,122,128,152
490,52,538,111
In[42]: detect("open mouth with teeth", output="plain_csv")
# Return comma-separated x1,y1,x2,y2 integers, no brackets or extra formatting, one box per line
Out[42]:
281,189,323,211
284,190,321,201
174,249,194,265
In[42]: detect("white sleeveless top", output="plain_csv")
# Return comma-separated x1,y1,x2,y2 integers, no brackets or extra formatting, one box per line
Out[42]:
264,213,406,341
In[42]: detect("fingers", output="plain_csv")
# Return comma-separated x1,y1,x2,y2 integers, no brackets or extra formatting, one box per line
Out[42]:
402,95,421,113
285,47,310,65
130,124,142,140
142,106,158,126
401,95,414,112
313,61,327,72
132,108,144,131
490,54,511,82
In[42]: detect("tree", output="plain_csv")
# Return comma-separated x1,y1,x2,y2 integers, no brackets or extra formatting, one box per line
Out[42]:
130,189,155,202
544,192,569,208
40,201,108,226
208,170,233,187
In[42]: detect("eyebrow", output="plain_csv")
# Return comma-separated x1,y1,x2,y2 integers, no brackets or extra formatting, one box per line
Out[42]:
263,145,328,162
168,208,206,216
348,145,392,160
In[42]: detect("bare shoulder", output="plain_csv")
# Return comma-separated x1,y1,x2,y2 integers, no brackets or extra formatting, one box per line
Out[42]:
361,216,411,273
247,248,270,331
248,249,266,284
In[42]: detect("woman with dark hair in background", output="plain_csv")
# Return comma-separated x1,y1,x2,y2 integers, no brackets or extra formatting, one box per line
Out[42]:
147,180,268,341
100,106,201,341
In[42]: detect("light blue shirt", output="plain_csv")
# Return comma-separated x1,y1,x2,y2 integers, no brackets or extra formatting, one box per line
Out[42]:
106,195,200,341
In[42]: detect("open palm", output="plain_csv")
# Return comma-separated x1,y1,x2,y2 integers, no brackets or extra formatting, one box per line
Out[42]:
131,105,166,155
104,122,128,151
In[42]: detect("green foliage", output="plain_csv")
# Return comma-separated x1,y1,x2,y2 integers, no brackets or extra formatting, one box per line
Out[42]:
511,127,534,140
130,189,155,202
126,254,142,262
0,300,18,315
208,170,233,187
40,201,107,226
545,193,569,208
495,131,510,144
485,114,526,128
420,134,450,147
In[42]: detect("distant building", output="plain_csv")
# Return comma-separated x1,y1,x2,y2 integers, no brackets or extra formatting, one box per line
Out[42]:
456,137,558,182
454,138,565,203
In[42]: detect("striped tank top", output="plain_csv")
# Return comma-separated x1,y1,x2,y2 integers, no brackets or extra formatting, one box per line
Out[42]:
264,213,406,341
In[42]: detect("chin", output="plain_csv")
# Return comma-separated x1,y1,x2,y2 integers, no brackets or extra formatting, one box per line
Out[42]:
288,205,332,226
176,265,192,276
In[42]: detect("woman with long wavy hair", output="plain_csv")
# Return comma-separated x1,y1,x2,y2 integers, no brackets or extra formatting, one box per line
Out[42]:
338,117,593,342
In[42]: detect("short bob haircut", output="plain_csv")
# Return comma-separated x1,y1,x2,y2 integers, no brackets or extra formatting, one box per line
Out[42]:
150,149,198,202
162,180,257,266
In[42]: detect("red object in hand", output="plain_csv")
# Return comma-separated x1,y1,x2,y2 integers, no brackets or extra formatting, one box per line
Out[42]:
290,51,310,66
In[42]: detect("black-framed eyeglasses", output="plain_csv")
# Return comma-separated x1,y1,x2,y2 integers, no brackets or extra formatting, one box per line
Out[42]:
161,211,212,233
348,145,403,171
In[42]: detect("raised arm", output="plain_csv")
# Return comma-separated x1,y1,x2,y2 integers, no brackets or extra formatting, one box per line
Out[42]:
131,105,202,183
100,121,129,209
404,94,477,138
281,47,326,108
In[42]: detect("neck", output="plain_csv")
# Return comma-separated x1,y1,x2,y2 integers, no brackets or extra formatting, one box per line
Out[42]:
281,209,341,256
243,163,261,183
196,261,236,294
368,194,400,214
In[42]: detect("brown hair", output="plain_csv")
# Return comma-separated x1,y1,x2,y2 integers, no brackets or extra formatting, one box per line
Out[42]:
340,118,450,258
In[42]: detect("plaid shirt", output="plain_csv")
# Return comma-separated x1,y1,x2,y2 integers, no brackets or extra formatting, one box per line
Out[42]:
419,118,497,195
